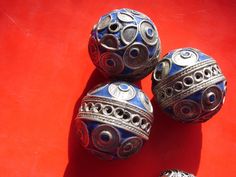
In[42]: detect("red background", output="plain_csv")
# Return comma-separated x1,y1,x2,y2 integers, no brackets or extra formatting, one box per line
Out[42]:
0,0,235,177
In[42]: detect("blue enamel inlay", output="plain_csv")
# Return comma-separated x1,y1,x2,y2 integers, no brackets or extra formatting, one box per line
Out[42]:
90,83,148,111
198,52,211,61
168,63,184,76
216,82,225,91
209,94,215,102
185,90,203,103
119,83,129,91
122,67,133,74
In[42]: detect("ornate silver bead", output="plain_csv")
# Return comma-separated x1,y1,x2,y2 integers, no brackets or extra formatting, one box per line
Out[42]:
152,48,227,123
159,169,195,177
75,81,153,159
89,8,161,81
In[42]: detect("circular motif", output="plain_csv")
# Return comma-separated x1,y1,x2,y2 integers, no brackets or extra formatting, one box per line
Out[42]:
172,49,199,66
108,82,136,100
100,52,124,75
123,43,149,69
140,118,148,130
102,105,114,115
183,76,194,87
193,71,204,82
173,99,201,121
88,37,100,64
174,81,184,92
92,125,120,152
114,107,125,119
165,87,173,97
100,34,119,50
211,65,219,76
117,137,143,158
92,103,103,113
201,85,223,111
139,20,158,46
203,67,212,79
75,120,89,147
131,115,141,126
121,25,138,45
108,22,122,33
153,59,171,81
117,12,134,22
84,102,94,112
97,14,112,31
138,91,153,113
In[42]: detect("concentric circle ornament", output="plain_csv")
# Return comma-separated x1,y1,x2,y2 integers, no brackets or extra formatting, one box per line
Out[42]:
153,59,171,81
139,20,158,46
152,47,226,123
92,125,120,152
97,14,112,31
123,43,149,69
173,99,201,121
172,49,199,66
100,52,124,75
88,37,100,64
89,8,161,81
138,91,153,113
117,137,143,158
121,25,138,45
201,85,223,111
108,82,136,101
100,34,119,50
77,81,154,159
117,12,134,22
75,120,89,147
108,22,122,33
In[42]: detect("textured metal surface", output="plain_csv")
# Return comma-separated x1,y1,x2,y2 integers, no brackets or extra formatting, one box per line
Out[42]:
91,124,120,152
152,48,227,123
89,8,161,81
76,81,153,159
159,169,195,177
100,52,124,75
74,119,89,147
117,137,143,158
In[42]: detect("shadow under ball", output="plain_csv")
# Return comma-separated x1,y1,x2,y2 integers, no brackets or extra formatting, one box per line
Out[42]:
159,169,195,177
88,8,161,81
152,48,227,123
75,81,153,159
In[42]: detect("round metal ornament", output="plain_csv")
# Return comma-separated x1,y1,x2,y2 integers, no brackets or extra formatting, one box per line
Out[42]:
89,8,161,81
75,81,153,159
152,48,227,123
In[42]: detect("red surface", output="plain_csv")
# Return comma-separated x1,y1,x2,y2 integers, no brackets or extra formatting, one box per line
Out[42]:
0,0,235,177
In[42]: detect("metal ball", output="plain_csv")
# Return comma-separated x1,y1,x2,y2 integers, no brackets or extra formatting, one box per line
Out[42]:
159,169,195,177
75,81,153,159
152,48,227,123
88,8,161,81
